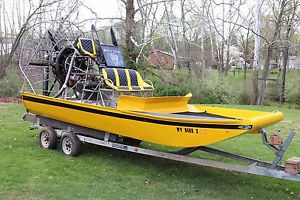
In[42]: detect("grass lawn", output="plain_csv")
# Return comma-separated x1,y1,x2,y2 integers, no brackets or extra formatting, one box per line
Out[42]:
0,103,300,200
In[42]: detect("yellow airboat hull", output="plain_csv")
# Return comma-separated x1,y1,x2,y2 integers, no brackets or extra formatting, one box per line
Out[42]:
21,92,283,147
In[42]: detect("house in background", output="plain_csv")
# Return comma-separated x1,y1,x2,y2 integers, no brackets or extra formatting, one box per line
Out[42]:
288,56,300,69
256,56,300,70
148,50,174,70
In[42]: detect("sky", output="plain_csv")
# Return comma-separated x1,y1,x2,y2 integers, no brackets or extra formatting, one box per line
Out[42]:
1,0,257,26
83,0,122,17
1,0,124,32
80,0,124,26
0,0,262,38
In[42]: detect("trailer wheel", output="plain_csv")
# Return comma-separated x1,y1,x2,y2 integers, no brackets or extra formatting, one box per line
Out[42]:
123,137,142,146
39,126,57,149
61,132,81,156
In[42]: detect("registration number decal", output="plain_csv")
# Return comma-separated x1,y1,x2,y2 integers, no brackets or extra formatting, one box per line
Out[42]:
176,127,206,134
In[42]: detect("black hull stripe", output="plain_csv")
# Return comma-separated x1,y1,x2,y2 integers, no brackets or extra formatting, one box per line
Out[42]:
22,95,243,129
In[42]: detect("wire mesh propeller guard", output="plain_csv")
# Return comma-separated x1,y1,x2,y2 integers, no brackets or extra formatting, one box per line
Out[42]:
19,20,96,99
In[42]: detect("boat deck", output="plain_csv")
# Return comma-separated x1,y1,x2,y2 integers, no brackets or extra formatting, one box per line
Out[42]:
138,111,236,120
68,98,236,121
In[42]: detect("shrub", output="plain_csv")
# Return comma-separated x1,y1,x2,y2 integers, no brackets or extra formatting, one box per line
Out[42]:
286,86,300,108
266,82,280,101
146,68,240,105
238,88,252,105
197,82,239,104
0,70,22,97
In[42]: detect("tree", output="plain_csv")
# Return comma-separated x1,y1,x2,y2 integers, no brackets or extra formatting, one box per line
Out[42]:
180,0,192,69
279,0,299,103
164,1,179,69
258,0,288,105
238,20,253,85
252,0,262,105
0,0,80,80
124,0,136,68
120,0,176,69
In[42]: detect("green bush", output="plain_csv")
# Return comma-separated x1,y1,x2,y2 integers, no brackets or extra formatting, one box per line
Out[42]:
0,70,22,97
286,86,300,108
146,68,240,104
238,89,252,105
145,68,300,106
266,82,280,101
194,82,234,104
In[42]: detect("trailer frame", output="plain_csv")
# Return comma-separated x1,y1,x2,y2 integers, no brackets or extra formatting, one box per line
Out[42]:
23,113,300,182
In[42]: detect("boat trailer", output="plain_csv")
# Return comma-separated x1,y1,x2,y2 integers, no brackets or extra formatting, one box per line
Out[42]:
24,113,300,182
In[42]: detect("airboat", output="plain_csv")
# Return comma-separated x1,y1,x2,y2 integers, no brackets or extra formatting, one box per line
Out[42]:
19,22,299,181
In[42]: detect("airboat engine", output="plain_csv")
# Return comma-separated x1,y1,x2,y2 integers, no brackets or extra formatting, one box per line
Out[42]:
19,23,133,104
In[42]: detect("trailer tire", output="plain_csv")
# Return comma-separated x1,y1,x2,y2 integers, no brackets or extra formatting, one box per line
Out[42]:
39,126,57,149
61,132,81,156
122,137,142,146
